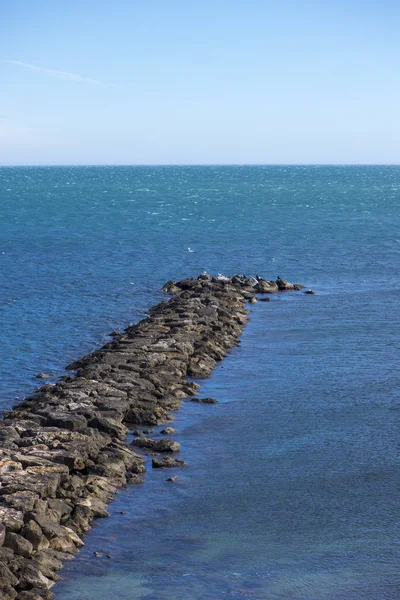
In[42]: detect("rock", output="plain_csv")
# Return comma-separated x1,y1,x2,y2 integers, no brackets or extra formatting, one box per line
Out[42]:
0,458,23,475
254,280,279,293
0,584,18,600
190,397,218,404
259,297,270,302
76,497,109,518
45,412,87,432
248,297,257,304
22,521,49,551
167,476,179,482
127,474,144,484
47,499,72,522
160,427,176,435
0,507,24,533
0,523,6,547
276,276,294,291
18,561,55,590
161,280,181,294
18,590,52,600
304,289,315,294
36,373,50,379
2,491,38,512
131,438,180,452
0,561,19,587
247,277,258,287
4,532,34,558
88,416,128,440
152,457,187,469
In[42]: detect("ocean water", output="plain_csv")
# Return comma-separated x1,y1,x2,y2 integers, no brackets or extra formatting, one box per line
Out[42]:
0,166,399,599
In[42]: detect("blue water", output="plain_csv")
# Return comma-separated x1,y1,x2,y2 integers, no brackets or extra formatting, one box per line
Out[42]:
0,166,399,599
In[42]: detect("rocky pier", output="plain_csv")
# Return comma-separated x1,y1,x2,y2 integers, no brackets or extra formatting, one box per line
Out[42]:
0,274,304,599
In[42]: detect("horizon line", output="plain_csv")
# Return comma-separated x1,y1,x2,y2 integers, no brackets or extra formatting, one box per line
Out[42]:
0,163,400,168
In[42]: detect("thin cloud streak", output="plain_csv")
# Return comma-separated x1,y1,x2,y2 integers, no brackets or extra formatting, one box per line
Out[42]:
3,60,121,89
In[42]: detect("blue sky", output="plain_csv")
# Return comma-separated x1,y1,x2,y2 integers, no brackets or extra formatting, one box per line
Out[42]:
1,0,399,164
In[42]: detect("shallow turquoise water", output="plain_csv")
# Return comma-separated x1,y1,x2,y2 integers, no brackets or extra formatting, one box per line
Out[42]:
0,166,399,598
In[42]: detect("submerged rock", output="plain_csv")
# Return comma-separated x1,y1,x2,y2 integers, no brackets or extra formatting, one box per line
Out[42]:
190,397,218,404
152,456,187,469
160,427,176,435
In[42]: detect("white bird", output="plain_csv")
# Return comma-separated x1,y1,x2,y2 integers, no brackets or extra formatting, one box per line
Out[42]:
188,247,194,252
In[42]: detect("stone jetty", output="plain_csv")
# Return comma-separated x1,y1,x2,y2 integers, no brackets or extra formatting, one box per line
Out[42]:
0,274,304,599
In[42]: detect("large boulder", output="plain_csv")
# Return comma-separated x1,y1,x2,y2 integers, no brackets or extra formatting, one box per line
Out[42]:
276,277,294,291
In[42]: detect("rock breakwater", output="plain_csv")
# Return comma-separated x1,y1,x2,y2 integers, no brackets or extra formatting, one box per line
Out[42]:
0,274,303,599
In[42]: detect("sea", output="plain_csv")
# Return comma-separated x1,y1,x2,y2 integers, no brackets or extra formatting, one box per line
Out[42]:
0,166,398,600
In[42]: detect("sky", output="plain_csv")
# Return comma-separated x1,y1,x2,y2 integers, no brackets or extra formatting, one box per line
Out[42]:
1,0,399,165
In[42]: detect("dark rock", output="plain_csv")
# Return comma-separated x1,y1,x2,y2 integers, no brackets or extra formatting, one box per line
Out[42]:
4,532,34,558
0,523,6,547
17,561,55,590
22,521,48,551
259,297,270,302
88,416,128,440
45,413,87,432
0,561,19,587
276,277,294,291
161,280,181,294
304,289,315,294
190,397,218,404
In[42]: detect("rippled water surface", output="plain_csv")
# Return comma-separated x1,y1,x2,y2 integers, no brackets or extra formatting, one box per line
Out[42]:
0,166,399,599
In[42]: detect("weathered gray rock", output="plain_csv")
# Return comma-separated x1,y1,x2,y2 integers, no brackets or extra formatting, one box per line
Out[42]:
131,438,180,452
0,561,19,587
22,520,49,551
4,532,34,558
0,507,24,533
160,427,176,435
